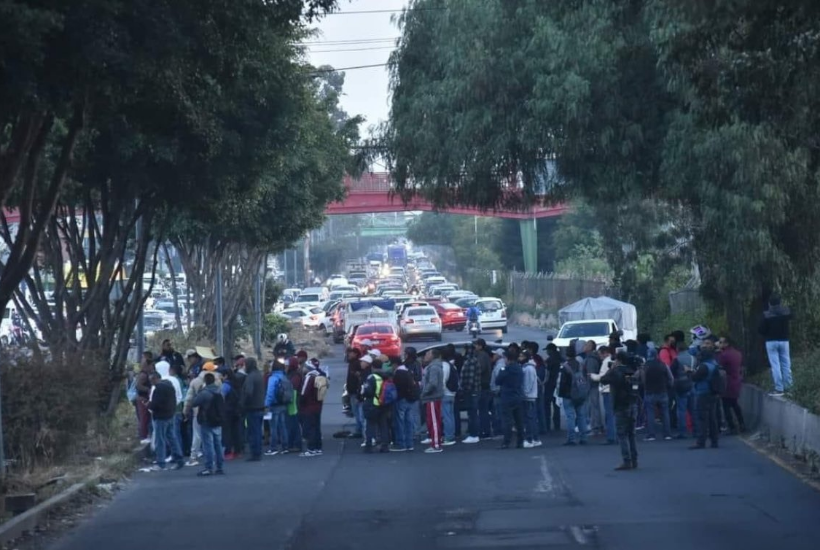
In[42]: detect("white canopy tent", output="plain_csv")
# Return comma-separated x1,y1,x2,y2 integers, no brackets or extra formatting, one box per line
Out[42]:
558,296,638,338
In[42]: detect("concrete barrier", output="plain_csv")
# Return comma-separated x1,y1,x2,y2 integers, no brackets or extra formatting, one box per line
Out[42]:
740,384,820,458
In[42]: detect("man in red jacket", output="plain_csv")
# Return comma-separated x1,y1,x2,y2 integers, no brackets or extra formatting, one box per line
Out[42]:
658,334,678,367
717,336,746,434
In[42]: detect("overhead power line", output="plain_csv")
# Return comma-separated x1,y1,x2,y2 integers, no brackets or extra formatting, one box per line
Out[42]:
324,7,446,15
297,37,399,46
309,46,395,53
309,62,392,75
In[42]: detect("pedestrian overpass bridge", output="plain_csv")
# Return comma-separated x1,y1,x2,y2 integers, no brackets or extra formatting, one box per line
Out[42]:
325,173,568,272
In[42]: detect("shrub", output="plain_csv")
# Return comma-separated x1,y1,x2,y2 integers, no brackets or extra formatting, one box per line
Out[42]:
1,350,108,469
263,314,292,344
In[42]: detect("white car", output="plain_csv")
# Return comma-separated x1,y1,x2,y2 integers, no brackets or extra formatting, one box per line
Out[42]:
281,306,325,329
475,298,508,333
552,319,620,351
399,306,442,342
292,292,325,308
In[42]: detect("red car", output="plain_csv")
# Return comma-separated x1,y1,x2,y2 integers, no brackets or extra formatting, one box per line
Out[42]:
350,322,402,358
435,302,467,331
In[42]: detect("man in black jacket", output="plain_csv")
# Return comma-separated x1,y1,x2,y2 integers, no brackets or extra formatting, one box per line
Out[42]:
148,373,184,471
544,344,562,432
600,352,639,471
393,363,419,451
759,294,793,396
241,357,266,461
345,348,364,438
641,358,673,441
474,339,493,439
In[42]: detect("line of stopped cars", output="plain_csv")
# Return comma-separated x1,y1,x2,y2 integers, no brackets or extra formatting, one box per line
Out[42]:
272,256,508,357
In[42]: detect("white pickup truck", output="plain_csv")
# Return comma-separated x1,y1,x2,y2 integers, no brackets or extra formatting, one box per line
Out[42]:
343,299,398,334
552,318,631,351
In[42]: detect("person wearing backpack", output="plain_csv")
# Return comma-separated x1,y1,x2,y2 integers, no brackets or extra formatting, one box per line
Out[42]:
191,373,225,477
299,358,327,458
690,341,721,449
264,359,292,456
558,347,590,446
441,348,459,446
362,361,391,454
600,351,641,470
671,340,697,439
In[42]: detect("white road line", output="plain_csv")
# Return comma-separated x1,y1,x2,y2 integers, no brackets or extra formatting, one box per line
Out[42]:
533,454,554,494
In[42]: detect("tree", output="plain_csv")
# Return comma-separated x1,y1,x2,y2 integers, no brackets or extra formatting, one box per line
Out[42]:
388,0,820,357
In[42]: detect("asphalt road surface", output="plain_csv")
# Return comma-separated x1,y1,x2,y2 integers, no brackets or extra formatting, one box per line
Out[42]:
52,325,820,550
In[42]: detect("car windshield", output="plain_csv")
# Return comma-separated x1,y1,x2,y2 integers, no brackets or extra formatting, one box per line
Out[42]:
295,294,320,303
283,310,305,318
310,307,323,314
144,316,164,329
558,322,610,339
408,308,436,317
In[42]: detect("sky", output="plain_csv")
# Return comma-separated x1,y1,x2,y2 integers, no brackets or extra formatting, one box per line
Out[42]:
305,0,409,138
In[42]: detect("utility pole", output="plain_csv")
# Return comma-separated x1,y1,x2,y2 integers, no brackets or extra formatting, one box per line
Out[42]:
283,251,288,287
215,267,224,356
474,216,478,247
303,234,311,286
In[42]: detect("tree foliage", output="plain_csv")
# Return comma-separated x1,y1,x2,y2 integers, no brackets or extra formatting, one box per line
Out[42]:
388,0,820,354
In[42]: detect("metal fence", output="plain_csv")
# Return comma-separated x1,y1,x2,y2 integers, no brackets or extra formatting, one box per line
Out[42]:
507,271,611,313
668,288,705,316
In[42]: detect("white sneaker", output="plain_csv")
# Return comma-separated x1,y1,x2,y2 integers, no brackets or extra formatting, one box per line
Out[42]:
462,436,480,444
523,441,535,449
140,438,151,445
165,455,174,463
533,440,543,447
185,459,199,467
443,440,457,446
420,438,432,445
424,447,443,454
299,450,318,458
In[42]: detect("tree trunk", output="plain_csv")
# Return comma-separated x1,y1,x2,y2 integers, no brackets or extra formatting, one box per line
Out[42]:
164,243,183,331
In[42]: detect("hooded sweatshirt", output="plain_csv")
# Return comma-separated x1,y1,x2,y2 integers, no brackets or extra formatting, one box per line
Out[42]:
421,359,444,403
242,360,266,412
441,361,456,398
183,370,222,417
522,360,538,401
496,360,524,403
265,370,287,408
300,367,324,414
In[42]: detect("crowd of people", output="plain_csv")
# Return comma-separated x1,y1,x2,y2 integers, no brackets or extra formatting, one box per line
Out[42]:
129,292,791,475
129,335,329,476
345,326,748,470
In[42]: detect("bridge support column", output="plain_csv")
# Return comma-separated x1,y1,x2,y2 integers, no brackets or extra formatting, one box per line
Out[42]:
519,218,538,274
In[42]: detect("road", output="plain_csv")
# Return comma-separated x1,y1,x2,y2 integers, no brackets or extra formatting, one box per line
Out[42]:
52,324,820,550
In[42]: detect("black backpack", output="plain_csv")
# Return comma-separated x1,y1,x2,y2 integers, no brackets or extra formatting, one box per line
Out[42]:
672,355,694,394
707,361,727,395
445,362,460,393
204,392,225,428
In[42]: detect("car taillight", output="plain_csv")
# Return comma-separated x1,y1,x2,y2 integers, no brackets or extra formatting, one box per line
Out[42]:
310,315,319,321
431,318,440,324
404,318,415,324
501,309,507,319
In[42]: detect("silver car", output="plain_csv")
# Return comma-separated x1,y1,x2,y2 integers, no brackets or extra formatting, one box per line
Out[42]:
399,306,442,342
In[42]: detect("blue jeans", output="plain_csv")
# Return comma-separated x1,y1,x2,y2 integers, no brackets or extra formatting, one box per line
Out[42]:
562,398,588,443
173,412,184,454
766,340,792,392
464,392,480,438
676,391,696,437
153,417,184,468
287,413,302,450
644,393,671,438
602,392,616,442
268,406,288,451
200,424,224,472
246,411,264,458
524,400,540,442
394,399,416,449
351,396,365,436
442,395,455,441
479,390,493,437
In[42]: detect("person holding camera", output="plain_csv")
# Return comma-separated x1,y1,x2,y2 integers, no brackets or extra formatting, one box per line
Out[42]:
600,351,640,470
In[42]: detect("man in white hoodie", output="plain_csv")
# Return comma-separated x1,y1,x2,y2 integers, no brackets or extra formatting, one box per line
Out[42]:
521,351,542,448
